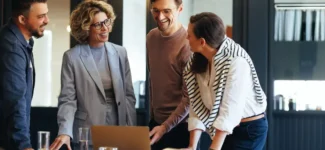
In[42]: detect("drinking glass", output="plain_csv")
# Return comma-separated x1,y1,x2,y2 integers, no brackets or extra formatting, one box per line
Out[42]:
79,127,89,150
38,131,50,150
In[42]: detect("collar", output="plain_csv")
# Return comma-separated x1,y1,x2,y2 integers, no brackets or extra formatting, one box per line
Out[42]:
7,19,34,50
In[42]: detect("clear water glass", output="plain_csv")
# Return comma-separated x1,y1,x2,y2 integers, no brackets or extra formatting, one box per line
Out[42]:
79,127,89,150
38,131,50,150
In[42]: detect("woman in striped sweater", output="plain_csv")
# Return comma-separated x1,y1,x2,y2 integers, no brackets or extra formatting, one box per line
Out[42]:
183,12,268,150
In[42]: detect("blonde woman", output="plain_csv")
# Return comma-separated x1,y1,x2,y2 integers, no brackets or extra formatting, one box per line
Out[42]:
50,1,136,150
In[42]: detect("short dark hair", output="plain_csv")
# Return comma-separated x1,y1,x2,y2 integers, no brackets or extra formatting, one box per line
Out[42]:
189,12,225,73
12,0,48,18
150,0,182,7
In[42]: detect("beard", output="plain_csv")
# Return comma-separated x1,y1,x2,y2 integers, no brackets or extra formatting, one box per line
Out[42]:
26,23,47,38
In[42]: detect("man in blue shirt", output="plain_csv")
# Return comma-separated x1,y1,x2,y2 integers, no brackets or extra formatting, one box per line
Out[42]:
0,0,49,149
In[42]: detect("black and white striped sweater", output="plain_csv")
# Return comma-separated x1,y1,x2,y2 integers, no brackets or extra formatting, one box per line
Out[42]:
183,37,266,137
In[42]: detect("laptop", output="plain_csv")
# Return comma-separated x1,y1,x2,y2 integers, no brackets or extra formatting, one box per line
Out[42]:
91,126,151,150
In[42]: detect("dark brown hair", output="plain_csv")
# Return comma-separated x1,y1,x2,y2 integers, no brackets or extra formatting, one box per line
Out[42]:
189,12,225,73
12,0,48,18
150,0,182,7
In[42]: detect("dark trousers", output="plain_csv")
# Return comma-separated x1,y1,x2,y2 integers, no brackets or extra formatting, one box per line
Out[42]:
221,117,268,150
72,143,93,150
149,119,190,150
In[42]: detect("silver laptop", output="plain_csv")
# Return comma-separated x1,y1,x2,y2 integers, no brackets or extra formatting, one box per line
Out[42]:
91,126,150,150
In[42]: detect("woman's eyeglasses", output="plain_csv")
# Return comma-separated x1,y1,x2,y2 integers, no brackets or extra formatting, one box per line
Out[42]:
91,18,112,30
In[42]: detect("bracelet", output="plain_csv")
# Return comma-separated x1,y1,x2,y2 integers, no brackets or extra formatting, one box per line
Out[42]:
209,148,216,150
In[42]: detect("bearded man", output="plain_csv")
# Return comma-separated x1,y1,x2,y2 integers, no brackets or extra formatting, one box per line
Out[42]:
0,0,49,149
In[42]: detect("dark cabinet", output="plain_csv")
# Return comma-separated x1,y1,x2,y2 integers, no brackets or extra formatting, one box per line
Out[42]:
268,1,325,150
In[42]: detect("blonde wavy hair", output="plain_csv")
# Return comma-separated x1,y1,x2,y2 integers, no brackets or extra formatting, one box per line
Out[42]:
70,0,116,43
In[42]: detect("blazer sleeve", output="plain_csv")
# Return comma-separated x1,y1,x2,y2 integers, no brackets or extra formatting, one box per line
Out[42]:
57,51,77,138
0,44,32,149
121,47,137,126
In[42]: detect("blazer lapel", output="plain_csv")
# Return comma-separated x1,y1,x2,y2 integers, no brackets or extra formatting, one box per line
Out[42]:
105,42,122,106
79,44,106,99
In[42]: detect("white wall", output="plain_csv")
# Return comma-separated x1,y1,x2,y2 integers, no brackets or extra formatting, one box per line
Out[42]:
178,0,233,29
123,0,147,108
122,0,147,83
32,31,52,107
179,0,194,26
48,0,70,107
193,0,233,26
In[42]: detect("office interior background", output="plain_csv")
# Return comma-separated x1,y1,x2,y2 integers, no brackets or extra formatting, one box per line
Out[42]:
1,0,325,149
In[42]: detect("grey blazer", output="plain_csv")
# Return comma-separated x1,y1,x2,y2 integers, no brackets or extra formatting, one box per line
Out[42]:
57,42,136,143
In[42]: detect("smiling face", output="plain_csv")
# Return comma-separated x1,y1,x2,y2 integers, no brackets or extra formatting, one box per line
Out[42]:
88,12,111,47
23,2,49,38
151,0,182,34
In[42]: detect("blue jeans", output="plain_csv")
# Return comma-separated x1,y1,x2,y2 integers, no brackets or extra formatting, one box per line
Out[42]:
221,117,268,150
